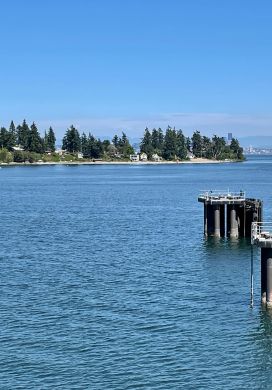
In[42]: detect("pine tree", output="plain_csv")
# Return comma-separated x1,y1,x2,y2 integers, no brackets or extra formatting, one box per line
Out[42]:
0,127,8,149
81,132,88,157
230,138,244,160
112,135,119,148
17,120,30,149
116,132,134,157
140,127,153,158
176,130,187,160
28,122,44,153
62,125,81,153
162,126,177,160
47,127,56,152
7,121,17,150
191,130,203,157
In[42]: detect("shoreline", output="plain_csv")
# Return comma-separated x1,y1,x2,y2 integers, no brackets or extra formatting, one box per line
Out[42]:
0,158,242,167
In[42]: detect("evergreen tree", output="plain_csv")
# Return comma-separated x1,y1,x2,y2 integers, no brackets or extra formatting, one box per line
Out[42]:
176,130,187,160
28,122,44,153
7,121,17,150
17,120,30,149
163,126,177,160
47,127,56,152
202,136,212,159
157,128,164,151
117,132,134,157
44,130,48,150
81,132,88,157
112,135,119,148
191,130,203,157
0,127,9,149
211,135,226,160
140,127,153,158
151,128,160,150
230,138,244,160
62,125,81,153
186,137,191,152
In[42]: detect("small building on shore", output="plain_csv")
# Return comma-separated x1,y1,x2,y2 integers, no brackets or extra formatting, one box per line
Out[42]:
140,153,148,161
12,146,24,152
152,153,162,162
130,154,140,162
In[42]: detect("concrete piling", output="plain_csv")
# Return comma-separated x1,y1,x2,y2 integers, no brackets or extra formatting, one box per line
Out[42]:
229,205,239,238
214,205,221,237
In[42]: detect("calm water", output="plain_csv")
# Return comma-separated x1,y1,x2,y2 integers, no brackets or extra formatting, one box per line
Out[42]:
1,156,272,389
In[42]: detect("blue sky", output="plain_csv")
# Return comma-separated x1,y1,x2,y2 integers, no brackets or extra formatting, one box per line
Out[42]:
1,0,272,138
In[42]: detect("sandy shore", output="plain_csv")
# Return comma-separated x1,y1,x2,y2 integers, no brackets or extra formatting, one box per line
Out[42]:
0,158,240,167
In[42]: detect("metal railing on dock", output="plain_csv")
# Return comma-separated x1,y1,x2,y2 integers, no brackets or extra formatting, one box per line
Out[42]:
198,190,246,202
251,222,272,246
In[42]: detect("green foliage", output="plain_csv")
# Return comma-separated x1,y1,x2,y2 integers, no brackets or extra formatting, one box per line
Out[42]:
17,120,30,149
0,148,13,163
230,138,244,160
62,125,81,153
176,130,188,160
44,127,56,152
140,128,153,158
191,131,203,157
118,132,134,157
0,119,244,163
27,122,44,153
62,153,77,162
163,126,177,160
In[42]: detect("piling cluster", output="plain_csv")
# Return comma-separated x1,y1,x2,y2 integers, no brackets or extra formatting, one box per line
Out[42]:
198,191,262,238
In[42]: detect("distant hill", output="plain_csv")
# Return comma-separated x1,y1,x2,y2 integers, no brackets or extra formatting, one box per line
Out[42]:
238,136,272,148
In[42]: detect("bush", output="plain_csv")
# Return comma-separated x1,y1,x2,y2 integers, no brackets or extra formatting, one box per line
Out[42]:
0,148,13,163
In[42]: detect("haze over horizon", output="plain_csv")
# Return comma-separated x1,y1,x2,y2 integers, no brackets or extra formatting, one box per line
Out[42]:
1,1,271,139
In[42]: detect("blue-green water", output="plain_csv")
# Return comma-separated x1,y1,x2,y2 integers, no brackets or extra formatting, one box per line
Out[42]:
1,157,272,389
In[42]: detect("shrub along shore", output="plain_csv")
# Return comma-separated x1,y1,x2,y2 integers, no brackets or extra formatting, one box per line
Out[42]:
0,120,244,164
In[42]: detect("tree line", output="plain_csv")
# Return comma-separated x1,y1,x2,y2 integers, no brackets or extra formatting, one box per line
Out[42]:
0,120,244,162
140,127,244,160
62,125,134,159
0,120,56,153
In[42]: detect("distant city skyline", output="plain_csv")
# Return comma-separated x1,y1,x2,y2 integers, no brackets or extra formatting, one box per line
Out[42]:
1,1,272,138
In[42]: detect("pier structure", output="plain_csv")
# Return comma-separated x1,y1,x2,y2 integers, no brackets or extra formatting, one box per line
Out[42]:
251,223,272,307
198,190,263,238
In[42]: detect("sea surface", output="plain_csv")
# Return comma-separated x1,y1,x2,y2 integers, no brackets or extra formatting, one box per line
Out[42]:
1,156,272,389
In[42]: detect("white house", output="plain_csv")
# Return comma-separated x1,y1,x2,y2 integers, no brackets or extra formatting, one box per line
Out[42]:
140,152,148,161
12,146,24,151
152,153,162,162
130,154,139,162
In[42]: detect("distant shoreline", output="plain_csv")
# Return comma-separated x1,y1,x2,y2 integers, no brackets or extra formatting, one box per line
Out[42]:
0,158,242,167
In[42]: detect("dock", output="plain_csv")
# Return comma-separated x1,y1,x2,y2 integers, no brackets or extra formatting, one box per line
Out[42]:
198,190,263,238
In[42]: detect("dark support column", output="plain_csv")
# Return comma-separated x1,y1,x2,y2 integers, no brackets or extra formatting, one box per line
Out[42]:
230,205,239,238
204,203,207,236
237,205,245,237
220,205,225,237
261,248,272,305
207,204,214,236
267,256,272,308
214,205,220,237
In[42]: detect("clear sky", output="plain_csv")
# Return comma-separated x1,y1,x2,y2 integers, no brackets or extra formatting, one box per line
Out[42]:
1,0,272,138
